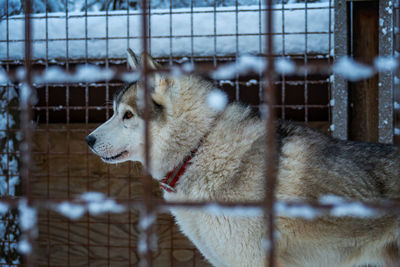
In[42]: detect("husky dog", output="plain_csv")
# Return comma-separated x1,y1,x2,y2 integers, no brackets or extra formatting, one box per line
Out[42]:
86,49,400,267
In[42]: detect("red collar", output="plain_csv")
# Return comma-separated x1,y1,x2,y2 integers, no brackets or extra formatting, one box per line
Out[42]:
160,149,197,193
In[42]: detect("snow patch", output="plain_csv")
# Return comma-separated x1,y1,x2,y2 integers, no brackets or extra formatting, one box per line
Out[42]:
245,79,258,86
18,200,37,231
74,64,115,82
79,192,126,215
182,62,195,72
319,195,344,205
80,191,105,202
121,72,140,83
19,83,32,105
275,57,296,75
374,56,398,72
333,56,375,81
206,89,228,112
138,236,148,254
55,202,86,220
87,199,125,215
219,80,234,86
0,202,8,214
139,214,156,230
275,202,317,219
204,204,263,217
35,66,72,83
0,3,333,60
320,195,376,218
35,65,115,83
261,238,271,251
331,203,375,218
0,68,10,85
212,55,266,80
17,239,31,255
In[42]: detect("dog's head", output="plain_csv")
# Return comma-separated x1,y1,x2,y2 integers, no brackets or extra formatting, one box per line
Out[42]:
86,49,167,164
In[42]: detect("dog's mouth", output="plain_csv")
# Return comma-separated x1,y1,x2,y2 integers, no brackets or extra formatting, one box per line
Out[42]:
101,150,128,162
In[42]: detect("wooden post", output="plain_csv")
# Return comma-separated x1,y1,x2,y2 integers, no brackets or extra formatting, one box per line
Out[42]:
334,0,394,143
348,1,380,142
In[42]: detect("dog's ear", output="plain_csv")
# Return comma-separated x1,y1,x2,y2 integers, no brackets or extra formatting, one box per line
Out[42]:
140,52,162,70
139,52,171,97
128,51,170,107
127,49,162,71
151,81,168,107
127,48,140,70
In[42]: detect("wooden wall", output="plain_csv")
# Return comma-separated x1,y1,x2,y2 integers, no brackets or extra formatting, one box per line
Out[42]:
32,124,211,267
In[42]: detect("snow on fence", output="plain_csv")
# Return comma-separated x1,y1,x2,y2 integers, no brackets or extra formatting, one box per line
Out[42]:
0,3,333,60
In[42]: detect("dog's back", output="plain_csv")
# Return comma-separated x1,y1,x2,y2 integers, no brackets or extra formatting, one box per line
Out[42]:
276,120,400,202
275,121,400,266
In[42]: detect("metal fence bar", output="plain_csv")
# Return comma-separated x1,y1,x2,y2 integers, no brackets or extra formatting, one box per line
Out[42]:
148,0,152,54
281,0,286,120
63,2,73,265
105,4,112,266
169,0,173,65
191,0,195,63
263,0,277,266
125,1,135,265
21,0,35,266
82,2,92,265
141,0,154,265
304,0,309,123
235,0,240,101
44,1,51,265
213,0,217,67
258,0,264,104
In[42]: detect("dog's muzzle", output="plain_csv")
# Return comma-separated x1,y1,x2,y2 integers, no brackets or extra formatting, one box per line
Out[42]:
86,135,96,148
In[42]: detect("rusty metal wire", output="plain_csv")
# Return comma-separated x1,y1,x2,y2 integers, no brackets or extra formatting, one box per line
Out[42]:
263,0,277,266
19,0,35,266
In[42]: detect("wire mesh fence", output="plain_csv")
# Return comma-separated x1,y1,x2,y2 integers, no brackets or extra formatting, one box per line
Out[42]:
0,0,399,266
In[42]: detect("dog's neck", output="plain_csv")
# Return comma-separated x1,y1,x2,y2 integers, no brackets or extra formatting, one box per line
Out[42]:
151,112,220,190
157,113,219,192
149,79,220,180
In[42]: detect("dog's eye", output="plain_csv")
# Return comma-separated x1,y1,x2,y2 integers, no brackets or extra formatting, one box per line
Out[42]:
123,111,134,120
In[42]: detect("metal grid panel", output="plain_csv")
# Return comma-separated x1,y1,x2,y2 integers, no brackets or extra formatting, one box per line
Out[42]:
0,0,399,266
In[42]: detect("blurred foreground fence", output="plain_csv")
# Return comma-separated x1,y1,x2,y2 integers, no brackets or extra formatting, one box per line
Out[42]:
0,0,399,266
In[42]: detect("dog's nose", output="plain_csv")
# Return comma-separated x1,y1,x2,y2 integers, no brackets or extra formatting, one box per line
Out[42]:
86,135,96,147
